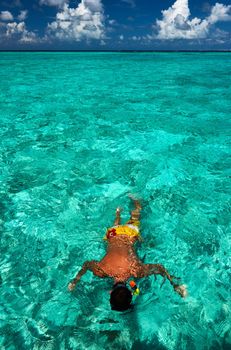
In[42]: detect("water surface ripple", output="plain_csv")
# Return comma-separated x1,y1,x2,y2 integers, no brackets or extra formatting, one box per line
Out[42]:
0,52,230,350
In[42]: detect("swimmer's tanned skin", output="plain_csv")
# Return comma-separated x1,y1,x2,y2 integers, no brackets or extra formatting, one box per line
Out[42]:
68,197,187,298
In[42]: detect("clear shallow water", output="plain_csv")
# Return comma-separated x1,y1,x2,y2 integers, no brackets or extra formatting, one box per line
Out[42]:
0,52,230,350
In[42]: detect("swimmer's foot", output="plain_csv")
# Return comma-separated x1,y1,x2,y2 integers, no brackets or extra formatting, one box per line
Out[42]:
174,284,188,298
68,281,76,291
128,193,142,210
114,207,122,226
116,207,123,216
128,194,142,222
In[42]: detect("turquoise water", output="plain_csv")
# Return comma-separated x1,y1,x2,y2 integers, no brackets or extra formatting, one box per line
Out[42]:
0,52,230,349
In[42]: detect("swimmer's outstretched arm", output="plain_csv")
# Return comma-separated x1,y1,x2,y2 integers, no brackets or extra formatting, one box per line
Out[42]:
137,263,187,298
68,260,106,291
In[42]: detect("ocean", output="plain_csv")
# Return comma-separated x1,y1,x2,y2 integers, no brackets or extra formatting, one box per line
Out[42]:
0,52,230,349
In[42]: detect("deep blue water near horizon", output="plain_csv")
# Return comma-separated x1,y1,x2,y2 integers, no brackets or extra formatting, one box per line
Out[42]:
0,52,230,350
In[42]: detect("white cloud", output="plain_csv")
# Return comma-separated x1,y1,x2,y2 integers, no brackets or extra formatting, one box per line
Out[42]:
6,21,24,36
208,3,231,23
132,35,141,41
47,0,105,42
108,19,117,25
5,21,38,43
0,8,40,44
20,31,37,43
154,0,231,40
40,0,68,7
0,10,14,21
18,10,28,21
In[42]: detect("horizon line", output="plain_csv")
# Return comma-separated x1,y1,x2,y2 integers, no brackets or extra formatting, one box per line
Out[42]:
0,49,231,53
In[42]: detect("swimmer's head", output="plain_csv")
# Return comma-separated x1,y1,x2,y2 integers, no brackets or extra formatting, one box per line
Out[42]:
110,282,132,311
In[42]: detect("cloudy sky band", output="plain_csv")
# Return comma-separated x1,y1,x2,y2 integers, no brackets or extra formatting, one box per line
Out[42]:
0,0,231,49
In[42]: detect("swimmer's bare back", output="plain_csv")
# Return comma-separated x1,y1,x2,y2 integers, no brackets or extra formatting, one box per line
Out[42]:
68,197,187,298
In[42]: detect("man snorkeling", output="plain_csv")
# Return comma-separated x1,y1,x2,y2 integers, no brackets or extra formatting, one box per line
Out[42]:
68,196,187,311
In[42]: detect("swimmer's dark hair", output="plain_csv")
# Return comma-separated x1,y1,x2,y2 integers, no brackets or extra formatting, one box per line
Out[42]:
110,283,132,311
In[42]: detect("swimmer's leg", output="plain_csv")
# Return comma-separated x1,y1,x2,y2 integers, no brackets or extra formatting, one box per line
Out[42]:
128,196,141,222
127,196,143,242
114,207,122,226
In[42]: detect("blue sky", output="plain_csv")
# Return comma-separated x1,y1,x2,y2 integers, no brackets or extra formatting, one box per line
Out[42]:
0,0,231,49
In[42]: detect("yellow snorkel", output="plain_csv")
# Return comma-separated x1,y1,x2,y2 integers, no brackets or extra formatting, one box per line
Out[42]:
129,280,140,296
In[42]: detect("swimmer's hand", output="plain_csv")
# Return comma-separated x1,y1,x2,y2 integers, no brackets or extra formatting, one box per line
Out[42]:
68,278,79,291
174,284,188,298
68,261,103,292
68,282,76,291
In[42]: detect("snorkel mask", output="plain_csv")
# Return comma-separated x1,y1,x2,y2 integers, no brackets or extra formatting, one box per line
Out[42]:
110,281,140,295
